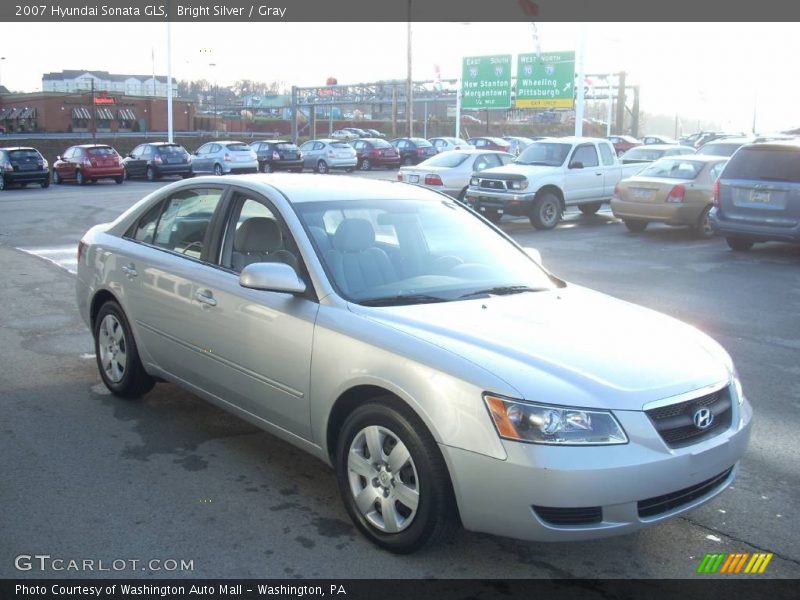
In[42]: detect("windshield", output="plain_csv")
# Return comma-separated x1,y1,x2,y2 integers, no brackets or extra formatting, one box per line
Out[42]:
417,152,469,168
516,142,570,166
294,197,556,305
639,159,705,179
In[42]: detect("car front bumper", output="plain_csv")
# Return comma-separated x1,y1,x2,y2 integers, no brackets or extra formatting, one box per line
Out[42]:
710,208,800,243
465,188,535,217
441,397,752,542
611,199,707,226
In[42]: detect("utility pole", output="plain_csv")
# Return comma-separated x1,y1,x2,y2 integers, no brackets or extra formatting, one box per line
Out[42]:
91,78,97,143
615,71,626,135
406,0,413,137
166,21,173,142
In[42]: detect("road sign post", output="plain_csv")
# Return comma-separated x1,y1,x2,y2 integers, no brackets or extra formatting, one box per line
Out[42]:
515,51,576,109
461,55,512,110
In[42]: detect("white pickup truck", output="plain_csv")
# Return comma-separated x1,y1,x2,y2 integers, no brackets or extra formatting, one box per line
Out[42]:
464,137,644,229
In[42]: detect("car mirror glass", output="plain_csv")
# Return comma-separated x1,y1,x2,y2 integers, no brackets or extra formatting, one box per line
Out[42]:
569,161,584,169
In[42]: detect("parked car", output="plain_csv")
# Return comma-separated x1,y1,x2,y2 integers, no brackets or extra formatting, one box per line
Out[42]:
620,144,696,164
390,137,438,166
250,140,304,173
398,149,513,200
77,174,751,553
503,136,538,157
611,155,728,237
350,138,400,171
607,135,641,156
710,140,800,251
190,141,258,176
343,127,369,139
465,137,644,227
467,137,512,152
641,135,679,145
298,139,357,173
0,146,50,190
363,128,385,138
694,132,744,149
428,137,474,154
694,137,753,158
679,131,717,147
331,129,359,141
52,144,124,185
122,142,193,181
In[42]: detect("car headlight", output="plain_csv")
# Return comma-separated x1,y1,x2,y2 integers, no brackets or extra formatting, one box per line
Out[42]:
509,180,529,190
470,176,480,186
484,394,628,445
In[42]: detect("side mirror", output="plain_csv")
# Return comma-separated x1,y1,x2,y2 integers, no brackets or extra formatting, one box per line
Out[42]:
569,161,584,169
523,247,543,264
127,153,135,158
239,262,306,295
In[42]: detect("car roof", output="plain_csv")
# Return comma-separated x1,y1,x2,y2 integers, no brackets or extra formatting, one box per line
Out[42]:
627,144,688,151
741,140,800,151
701,137,752,145
191,173,441,204
148,142,183,146
74,144,113,148
655,154,727,163
254,139,292,144
0,146,39,151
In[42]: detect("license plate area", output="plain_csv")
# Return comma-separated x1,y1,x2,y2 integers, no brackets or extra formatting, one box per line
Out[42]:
750,190,771,203
408,175,419,183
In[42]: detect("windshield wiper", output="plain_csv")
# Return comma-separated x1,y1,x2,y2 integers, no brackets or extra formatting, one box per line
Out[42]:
516,161,554,166
458,285,546,299
359,293,450,307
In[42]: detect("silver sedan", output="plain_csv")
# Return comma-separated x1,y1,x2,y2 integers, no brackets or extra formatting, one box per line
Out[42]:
397,149,514,200
77,174,752,554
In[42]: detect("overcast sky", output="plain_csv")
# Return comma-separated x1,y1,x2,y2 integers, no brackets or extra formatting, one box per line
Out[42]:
1,22,797,132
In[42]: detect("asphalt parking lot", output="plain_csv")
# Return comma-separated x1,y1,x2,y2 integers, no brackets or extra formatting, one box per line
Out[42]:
0,174,798,579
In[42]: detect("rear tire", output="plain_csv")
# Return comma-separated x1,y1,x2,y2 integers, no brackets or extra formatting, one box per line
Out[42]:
726,237,754,252
694,206,714,239
529,192,561,230
403,156,414,166
53,170,62,185
261,162,273,173
0,175,6,191
624,219,648,232
93,300,155,399
146,166,156,181
114,176,124,185
335,398,458,554
579,201,602,216
41,178,50,189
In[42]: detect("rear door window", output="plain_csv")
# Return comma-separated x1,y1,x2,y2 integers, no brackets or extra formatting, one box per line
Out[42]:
598,143,615,165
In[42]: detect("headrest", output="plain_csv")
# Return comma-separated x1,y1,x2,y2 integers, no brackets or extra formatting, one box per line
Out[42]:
308,225,332,251
332,218,376,252
235,217,282,253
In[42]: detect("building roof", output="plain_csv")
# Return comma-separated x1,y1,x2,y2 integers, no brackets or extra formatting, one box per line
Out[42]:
42,70,171,84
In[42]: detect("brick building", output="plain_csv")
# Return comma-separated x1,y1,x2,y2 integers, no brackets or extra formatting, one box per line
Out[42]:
0,92,196,134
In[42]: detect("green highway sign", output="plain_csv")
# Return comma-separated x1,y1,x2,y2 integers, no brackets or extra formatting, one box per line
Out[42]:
516,51,576,109
461,55,512,109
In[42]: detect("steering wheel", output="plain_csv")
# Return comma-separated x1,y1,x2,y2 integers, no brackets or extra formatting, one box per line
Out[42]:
179,241,204,255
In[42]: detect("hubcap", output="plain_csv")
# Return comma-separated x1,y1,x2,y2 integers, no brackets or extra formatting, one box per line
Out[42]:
347,425,419,533
541,200,558,225
97,314,127,383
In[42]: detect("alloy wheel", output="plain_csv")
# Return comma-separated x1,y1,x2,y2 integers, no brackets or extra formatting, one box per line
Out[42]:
97,314,128,384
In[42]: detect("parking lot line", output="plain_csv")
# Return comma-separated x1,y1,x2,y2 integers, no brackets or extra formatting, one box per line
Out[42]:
18,245,78,274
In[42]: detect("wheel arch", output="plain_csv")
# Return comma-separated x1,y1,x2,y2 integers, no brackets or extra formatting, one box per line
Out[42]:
90,288,120,328
534,184,565,212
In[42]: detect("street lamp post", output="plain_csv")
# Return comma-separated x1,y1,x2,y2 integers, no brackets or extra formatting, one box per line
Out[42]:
0,57,6,89
209,62,218,136
406,0,413,137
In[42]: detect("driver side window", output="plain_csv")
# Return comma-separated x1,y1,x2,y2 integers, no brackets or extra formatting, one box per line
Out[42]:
150,188,225,259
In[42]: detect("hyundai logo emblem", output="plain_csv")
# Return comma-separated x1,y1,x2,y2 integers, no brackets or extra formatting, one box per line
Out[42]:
693,407,714,430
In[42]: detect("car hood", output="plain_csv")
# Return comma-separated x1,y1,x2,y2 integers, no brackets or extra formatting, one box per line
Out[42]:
350,286,731,411
476,163,558,180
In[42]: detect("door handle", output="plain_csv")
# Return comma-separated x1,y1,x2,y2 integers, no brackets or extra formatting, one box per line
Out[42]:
595,172,603,176
194,289,217,307
121,264,138,278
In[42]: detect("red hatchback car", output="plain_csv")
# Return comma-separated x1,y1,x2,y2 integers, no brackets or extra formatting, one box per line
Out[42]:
53,144,125,185
350,138,401,170
467,137,512,152
607,135,641,156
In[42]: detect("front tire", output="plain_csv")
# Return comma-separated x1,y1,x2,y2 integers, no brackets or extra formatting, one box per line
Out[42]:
0,175,5,191
336,399,457,554
213,163,224,176
93,301,155,399
726,236,754,252
402,156,414,166
360,158,372,171
529,192,561,230
76,170,86,186
261,162,273,173
317,160,329,174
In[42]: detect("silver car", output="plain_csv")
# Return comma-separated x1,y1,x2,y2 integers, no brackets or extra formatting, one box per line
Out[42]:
298,139,357,174
397,149,513,200
77,174,752,554
191,141,258,175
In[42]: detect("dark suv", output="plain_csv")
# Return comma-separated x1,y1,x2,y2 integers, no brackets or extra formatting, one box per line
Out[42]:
122,142,193,181
710,141,800,251
350,138,400,170
0,146,50,190
250,140,303,173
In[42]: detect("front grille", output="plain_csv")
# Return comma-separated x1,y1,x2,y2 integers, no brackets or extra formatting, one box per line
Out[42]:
479,179,508,190
638,467,733,518
533,505,602,526
645,386,732,448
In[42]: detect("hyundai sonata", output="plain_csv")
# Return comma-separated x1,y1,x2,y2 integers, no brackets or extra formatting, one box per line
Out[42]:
77,174,752,553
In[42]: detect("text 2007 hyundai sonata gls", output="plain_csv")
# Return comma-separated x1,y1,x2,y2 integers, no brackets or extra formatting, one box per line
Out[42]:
76,174,752,553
